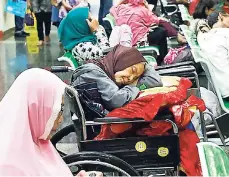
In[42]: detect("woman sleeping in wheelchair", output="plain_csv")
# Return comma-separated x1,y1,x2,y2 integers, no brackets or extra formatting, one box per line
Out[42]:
72,44,206,176
71,44,163,111
0,68,102,176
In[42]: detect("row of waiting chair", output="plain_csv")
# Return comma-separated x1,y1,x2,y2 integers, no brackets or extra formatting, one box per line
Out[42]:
178,4,229,146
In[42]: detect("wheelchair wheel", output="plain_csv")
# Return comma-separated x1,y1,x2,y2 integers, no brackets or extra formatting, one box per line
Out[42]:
63,151,140,177
51,124,76,157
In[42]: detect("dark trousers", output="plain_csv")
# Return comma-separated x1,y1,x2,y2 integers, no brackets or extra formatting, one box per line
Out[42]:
159,20,178,37
15,0,26,33
35,12,52,41
15,16,24,33
99,0,113,25
148,27,168,65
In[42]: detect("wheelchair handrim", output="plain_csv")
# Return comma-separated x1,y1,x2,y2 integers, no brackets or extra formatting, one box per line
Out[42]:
67,160,131,176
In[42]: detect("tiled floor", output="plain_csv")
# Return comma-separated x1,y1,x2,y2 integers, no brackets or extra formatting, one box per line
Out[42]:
0,32,66,100
0,0,102,100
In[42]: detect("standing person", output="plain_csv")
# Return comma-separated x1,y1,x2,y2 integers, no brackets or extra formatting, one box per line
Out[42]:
29,0,52,45
99,0,113,25
13,0,30,37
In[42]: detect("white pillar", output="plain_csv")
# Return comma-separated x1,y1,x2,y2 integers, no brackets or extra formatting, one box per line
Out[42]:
0,0,15,32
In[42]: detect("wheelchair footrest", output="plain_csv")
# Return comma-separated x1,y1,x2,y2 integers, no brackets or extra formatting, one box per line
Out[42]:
80,135,180,169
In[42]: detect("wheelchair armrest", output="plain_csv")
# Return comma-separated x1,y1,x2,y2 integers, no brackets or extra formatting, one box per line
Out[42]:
155,61,194,70
158,65,196,76
93,114,178,133
94,112,174,123
94,117,144,123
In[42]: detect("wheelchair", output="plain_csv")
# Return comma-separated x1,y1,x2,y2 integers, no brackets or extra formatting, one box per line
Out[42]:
50,61,207,176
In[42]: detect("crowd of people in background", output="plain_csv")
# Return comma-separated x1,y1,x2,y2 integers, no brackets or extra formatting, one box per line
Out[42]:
13,0,114,45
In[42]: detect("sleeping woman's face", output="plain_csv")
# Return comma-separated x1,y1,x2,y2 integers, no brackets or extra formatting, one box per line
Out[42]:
114,62,145,86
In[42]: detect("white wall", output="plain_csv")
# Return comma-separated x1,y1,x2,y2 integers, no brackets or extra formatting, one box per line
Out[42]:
0,0,15,32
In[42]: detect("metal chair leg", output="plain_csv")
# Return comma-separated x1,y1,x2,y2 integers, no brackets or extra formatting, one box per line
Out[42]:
194,71,208,141
204,112,226,146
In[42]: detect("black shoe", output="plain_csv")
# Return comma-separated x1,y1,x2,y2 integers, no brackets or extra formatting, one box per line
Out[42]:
22,31,30,36
14,32,27,37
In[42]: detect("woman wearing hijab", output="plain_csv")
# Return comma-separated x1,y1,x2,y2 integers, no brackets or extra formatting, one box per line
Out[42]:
110,0,185,64
0,68,102,176
58,7,132,62
58,7,110,62
71,45,162,111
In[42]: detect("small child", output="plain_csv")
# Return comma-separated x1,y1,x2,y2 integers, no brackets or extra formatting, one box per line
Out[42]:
59,0,89,19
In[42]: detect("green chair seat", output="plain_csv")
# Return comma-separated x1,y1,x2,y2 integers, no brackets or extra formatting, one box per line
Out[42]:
57,51,79,69
137,46,160,55
144,55,158,68
198,142,229,177
223,98,229,110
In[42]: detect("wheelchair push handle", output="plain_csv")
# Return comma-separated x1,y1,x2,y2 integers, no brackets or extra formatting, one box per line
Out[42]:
50,66,74,73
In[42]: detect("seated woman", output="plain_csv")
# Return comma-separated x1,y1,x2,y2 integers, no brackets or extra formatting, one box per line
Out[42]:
195,10,229,99
58,7,110,62
71,44,162,111
0,68,101,176
109,0,186,65
58,7,132,62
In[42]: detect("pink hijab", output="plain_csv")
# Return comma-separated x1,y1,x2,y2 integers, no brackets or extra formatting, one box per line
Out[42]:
110,0,159,45
0,68,72,176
